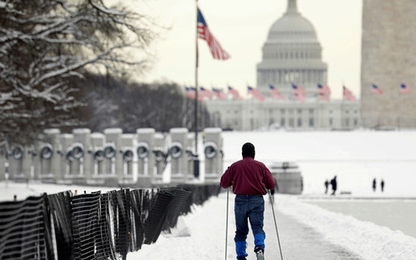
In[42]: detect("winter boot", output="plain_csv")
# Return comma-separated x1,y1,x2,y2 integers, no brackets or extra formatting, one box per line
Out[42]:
254,246,265,260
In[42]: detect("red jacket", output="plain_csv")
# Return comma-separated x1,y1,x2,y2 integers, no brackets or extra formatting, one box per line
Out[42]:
220,157,276,195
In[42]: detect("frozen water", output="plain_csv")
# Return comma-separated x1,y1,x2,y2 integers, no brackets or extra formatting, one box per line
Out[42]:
304,199,416,239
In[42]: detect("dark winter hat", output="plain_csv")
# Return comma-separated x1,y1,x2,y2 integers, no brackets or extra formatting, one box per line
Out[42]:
242,142,255,158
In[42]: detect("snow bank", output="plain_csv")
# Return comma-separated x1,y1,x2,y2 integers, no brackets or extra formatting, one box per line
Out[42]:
278,195,416,260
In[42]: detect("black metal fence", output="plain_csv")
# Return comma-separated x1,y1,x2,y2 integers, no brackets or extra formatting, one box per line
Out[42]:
0,184,221,260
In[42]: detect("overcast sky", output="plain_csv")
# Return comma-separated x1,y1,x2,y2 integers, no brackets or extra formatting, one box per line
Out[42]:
135,0,362,99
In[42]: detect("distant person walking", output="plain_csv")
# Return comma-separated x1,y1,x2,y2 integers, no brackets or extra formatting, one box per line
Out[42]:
324,179,329,194
330,176,337,195
372,178,377,192
220,142,276,260
381,179,385,192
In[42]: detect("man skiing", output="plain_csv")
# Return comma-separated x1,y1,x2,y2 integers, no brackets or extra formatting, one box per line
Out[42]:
220,142,276,260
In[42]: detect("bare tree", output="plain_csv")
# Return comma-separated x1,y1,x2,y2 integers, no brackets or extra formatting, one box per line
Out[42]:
0,0,156,144
81,74,213,134
121,82,187,133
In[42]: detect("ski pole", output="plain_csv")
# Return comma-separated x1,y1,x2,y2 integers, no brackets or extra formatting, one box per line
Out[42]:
225,188,230,260
268,190,284,260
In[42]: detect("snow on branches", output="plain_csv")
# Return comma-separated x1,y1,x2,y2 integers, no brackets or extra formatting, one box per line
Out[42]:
0,0,156,143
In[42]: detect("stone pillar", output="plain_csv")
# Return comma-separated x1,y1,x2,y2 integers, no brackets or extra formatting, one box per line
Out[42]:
153,132,166,183
120,134,136,186
90,133,105,179
169,128,188,184
40,129,62,183
203,128,223,183
103,128,123,186
22,146,32,181
137,128,155,187
31,141,41,181
0,147,5,181
8,144,27,182
59,134,73,183
69,128,91,184
186,132,197,181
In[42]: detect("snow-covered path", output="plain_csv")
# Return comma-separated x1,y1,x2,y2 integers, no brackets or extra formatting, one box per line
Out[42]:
130,191,416,260
130,192,363,260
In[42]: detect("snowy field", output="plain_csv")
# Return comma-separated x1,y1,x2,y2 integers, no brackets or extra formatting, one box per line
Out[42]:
220,130,416,196
1,130,416,259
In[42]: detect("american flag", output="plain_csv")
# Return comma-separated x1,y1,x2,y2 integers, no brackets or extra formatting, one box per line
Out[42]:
199,87,213,101
292,84,305,102
317,84,331,102
197,8,230,60
371,84,383,95
343,86,356,101
185,87,196,100
317,84,331,95
227,86,244,100
247,86,265,101
269,85,286,100
400,83,410,94
212,88,227,100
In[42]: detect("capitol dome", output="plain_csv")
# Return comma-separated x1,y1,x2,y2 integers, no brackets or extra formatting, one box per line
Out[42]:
257,0,327,99
267,8,318,42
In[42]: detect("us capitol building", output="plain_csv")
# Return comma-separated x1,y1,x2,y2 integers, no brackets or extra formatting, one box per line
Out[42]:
204,0,360,131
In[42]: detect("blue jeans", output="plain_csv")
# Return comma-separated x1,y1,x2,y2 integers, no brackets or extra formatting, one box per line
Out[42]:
234,195,265,258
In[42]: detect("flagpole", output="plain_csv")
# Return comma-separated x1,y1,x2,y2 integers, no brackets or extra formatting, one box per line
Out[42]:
194,0,200,178
341,84,344,129
398,86,401,130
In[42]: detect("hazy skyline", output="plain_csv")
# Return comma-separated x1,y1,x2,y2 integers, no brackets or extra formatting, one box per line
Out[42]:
138,0,362,99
